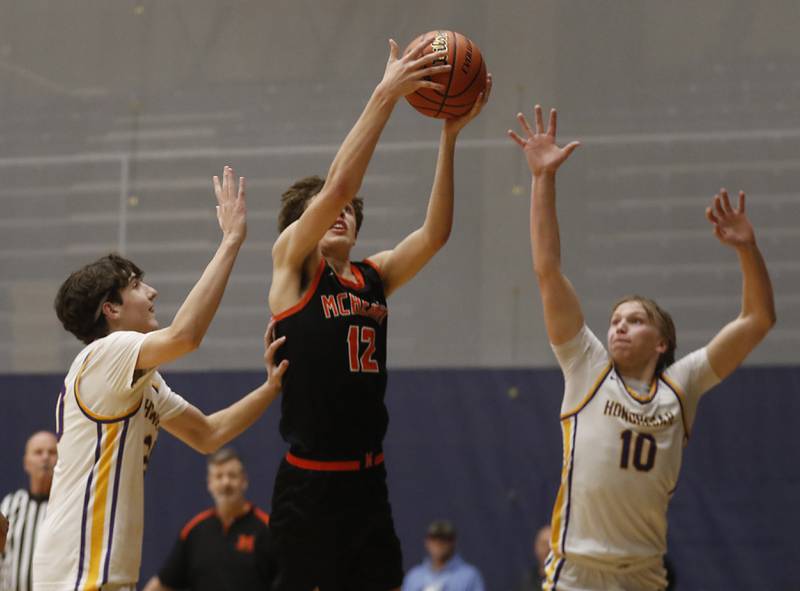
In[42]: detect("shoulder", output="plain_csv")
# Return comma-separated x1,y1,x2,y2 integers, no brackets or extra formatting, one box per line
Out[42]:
179,508,216,540
251,506,270,527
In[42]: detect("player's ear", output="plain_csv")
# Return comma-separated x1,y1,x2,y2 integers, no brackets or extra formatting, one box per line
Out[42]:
102,301,120,321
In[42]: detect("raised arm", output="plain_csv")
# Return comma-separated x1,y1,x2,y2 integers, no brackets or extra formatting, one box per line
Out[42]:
162,324,289,454
271,37,451,272
136,166,246,369
704,189,776,379
508,105,582,345
368,74,492,297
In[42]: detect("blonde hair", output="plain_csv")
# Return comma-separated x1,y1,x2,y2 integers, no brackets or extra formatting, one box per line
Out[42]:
611,295,676,373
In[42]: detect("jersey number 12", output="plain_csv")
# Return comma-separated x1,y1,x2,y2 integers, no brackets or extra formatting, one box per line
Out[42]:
347,325,379,373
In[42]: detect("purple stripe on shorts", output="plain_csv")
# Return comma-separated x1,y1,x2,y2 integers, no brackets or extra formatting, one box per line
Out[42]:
74,423,103,591
102,418,129,585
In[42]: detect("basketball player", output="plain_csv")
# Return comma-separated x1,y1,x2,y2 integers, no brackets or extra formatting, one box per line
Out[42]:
508,105,775,590
267,37,491,590
32,167,289,591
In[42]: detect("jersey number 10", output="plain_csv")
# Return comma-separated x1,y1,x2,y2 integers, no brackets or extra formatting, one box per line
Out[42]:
347,325,379,373
619,429,656,472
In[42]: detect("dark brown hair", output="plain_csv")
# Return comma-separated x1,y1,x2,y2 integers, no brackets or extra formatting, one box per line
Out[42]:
54,253,142,345
611,294,677,373
278,175,363,234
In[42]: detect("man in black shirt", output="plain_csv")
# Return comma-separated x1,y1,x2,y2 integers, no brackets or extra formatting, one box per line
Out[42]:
142,448,274,591
268,37,491,591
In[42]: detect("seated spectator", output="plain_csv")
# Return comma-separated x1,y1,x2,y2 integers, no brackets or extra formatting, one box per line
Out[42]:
402,520,485,591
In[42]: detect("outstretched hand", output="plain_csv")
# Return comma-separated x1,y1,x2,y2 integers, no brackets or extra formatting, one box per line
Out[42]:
508,105,580,176
212,165,247,245
705,189,756,248
377,37,452,101
264,320,289,393
444,73,493,135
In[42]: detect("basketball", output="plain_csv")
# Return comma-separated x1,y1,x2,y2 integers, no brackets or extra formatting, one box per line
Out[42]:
404,30,487,119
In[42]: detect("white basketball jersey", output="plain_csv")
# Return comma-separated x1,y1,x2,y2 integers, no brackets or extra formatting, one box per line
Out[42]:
33,331,188,590
545,325,719,580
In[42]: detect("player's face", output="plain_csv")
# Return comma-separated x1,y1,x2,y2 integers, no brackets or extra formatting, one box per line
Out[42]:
115,277,159,334
23,432,58,481
207,459,248,509
607,301,667,370
320,202,358,254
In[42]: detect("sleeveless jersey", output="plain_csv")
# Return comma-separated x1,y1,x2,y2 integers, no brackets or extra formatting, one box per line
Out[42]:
273,259,388,459
33,331,188,590
545,325,719,581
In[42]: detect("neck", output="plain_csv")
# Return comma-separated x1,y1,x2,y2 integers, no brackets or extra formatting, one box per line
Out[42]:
216,499,248,526
323,254,351,277
430,554,453,571
29,476,51,498
616,361,658,385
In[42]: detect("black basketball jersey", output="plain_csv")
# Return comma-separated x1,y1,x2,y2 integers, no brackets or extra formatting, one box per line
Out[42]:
273,259,389,459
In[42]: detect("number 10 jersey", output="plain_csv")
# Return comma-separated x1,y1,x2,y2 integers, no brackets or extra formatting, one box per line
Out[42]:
547,325,719,574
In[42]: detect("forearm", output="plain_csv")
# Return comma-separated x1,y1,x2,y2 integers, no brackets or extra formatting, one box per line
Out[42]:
205,382,279,451
531,172,563,277
326,86,398,198
169,238,242,347
736,242,776,329
421,129,457,246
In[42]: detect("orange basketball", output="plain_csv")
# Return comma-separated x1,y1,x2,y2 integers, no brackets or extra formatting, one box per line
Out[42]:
404,30,487,119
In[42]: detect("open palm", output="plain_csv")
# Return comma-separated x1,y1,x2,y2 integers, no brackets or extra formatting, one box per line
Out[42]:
705,189,755,247
508,105,580,176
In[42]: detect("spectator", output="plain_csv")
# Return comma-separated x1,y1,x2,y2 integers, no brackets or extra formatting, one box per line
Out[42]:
0,431,57,591
517,524,551,591
402,520,485,591
142,448,274,591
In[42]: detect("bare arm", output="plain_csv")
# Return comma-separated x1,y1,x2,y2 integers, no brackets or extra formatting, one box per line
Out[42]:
141,577,175,591
162,325,289,454
369,75,492,296
704,190,776,379
508,105,583,345
136,167,246,369
271,38,451,276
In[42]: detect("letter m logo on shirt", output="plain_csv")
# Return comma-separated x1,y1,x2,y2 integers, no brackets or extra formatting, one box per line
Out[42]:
236,534,255,553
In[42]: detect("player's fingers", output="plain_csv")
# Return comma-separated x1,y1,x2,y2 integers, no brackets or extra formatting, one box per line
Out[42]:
266,336,287,361
212,175,222,203
411,63,450,78
482,73,493,104
562,141,581,158
274,359,290,378
265,320,276,344
517,112,534,138
705,206,719,225
720,189,733,214
738,190,746,213
507,130,527,148
238,176,246,203
408,35,435,59
415,80,447,93
714,191,727,218
548,108,557,137
534,104,545,134
387,38,399,61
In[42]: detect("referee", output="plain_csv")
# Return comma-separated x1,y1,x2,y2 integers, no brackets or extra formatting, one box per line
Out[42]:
0,431,57,591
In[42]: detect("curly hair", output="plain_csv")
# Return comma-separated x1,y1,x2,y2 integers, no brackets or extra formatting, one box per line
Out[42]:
278,175,363,234
54,253,143,344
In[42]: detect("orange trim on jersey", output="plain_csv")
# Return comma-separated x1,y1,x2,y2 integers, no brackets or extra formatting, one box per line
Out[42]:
74,352,144,423
661,373,691,440
560,363,613,419
253,507,270,525
362,258,383,278
335,264,365,290
180,509,215,540
272,259,326,322
285,451,384,472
